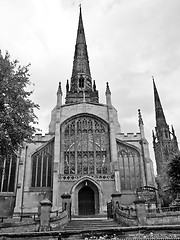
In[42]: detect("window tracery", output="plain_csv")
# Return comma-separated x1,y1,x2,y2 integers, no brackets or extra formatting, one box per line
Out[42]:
62,116,110,175
0,154,17,192
31,140,54,188
117,143,141,190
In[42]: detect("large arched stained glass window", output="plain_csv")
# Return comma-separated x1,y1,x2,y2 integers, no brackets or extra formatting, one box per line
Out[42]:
62,116,110,175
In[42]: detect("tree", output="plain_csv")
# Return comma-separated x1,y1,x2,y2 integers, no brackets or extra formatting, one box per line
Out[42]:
167,153,180,198
0,51,39,166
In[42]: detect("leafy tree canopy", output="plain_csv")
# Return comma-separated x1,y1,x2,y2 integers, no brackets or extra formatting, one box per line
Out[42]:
167,153,180,193
0,51,39,162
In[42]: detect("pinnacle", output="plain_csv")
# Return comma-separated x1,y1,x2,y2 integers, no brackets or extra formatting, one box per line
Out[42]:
138,109,144,126
57,82,62,94
106,82,111,94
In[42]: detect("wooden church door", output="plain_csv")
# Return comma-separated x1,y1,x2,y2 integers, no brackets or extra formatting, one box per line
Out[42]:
78,186,95,215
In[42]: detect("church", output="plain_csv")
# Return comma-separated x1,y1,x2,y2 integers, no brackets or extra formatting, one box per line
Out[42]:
0,8,157,217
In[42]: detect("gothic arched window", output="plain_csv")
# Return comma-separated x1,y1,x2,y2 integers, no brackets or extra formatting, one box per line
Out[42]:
31,140,54,188
117,143,141,190
62,116,110,175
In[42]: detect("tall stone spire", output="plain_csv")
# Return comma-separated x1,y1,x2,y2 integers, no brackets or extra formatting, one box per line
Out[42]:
153,77,167,129
71,6,91,80
65,7,99,104
152,77,179,205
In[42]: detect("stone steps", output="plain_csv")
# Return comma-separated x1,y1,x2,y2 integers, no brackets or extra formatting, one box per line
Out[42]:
63,218,120,231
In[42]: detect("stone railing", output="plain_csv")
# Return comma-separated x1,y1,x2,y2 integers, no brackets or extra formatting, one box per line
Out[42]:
39,195,72,231
146,206,180,214
0,199,70,233
111,192,180,226
146,206,180,226
50,208,68,230
114,206,138,226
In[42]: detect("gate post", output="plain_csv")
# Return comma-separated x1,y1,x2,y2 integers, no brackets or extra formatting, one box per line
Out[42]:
134,199,147,225
61,193,71,219
111,192,122,218
39,198,52,231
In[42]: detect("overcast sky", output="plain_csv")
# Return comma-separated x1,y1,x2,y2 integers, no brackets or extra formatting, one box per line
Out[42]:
1,0,180,172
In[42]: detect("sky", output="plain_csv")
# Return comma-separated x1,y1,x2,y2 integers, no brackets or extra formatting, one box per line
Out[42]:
0,0,180,172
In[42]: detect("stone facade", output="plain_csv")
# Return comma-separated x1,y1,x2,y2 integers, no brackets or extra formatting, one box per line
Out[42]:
0,8,155,217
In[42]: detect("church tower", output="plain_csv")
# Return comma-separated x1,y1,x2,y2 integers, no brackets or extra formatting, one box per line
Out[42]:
65,6,99,104
152,78,179,200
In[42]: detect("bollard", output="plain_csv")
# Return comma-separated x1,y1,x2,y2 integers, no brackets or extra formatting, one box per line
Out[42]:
61,192,71,219
134,198,147,225
39,198,52,231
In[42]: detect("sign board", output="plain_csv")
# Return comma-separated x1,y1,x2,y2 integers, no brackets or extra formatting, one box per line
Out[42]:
136,186,157,204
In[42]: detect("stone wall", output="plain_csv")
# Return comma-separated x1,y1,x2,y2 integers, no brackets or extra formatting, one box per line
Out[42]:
0,194,15,217
114,200,180,226
0,207,69,234
115,208,138,226
147,210,180,225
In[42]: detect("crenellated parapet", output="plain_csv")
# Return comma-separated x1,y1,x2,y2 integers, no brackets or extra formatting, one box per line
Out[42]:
116,132,141,141
33,133,54,142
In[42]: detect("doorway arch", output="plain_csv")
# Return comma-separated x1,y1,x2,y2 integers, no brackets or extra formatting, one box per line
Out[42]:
71,177,101,215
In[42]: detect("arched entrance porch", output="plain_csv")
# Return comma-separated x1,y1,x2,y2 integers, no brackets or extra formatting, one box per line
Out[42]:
71,177,102,216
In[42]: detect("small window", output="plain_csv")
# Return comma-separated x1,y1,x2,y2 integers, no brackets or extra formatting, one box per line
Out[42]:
79,76,84,89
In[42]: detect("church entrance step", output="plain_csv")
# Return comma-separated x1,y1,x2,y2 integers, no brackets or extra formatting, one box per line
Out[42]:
71,214,107,220
63,219,120,231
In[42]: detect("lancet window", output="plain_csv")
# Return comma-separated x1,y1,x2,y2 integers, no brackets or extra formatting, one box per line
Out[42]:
79,76,84,89
117,143,141,190
0,154,17,192
31,140,54,188
62,116,110,175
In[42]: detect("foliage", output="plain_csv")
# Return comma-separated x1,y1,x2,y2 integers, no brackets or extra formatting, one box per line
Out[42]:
0,51,39,163
167,153,180,194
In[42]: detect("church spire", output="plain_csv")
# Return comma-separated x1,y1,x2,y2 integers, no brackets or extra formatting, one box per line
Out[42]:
71,6,91,85
153,77,167,128
152,77,179,199
65,7,99,104
76,5,86,45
